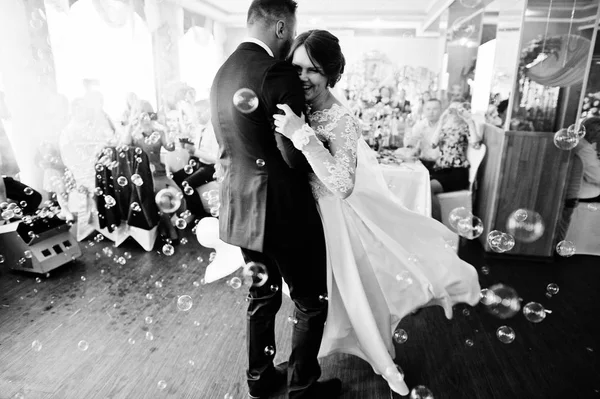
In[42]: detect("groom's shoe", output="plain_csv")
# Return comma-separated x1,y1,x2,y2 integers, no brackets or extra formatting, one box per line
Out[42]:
247,364,287,399
310,378,342,398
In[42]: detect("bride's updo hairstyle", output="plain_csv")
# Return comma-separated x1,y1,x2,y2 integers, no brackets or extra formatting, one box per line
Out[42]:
287,30,346,88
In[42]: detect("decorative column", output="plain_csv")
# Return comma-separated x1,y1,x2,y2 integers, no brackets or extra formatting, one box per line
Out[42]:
144,0,184,111
441,0,492,106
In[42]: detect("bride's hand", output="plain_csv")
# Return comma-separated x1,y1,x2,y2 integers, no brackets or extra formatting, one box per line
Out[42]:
273,104,305,139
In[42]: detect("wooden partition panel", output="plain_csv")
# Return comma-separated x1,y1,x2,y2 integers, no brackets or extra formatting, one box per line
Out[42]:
475,128,574,258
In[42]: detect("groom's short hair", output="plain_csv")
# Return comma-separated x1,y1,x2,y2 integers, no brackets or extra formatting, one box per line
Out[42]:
247,0,298,26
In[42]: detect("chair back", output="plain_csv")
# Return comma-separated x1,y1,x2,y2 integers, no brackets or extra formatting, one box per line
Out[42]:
466,143,487,191
565,154,584,201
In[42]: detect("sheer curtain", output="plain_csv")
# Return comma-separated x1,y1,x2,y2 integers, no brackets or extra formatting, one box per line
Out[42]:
46,0,155,119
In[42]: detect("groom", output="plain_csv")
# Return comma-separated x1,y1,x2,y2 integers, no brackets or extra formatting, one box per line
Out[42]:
210,1,341,398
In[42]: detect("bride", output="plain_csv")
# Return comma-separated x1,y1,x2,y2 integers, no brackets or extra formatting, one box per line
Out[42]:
273,30,481,396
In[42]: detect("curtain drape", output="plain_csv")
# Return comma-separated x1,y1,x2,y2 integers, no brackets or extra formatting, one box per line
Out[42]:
527,35,591,88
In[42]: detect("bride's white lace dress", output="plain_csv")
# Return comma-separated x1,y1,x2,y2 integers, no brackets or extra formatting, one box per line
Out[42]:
292,103,481,395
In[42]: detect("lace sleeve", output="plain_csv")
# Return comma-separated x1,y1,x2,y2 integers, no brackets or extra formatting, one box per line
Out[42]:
291,114,359,199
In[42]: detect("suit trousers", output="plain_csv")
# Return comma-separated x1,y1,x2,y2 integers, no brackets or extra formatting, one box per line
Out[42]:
241,235,328,399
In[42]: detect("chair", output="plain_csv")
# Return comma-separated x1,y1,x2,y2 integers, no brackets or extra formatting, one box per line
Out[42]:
196,180,220,213
437,144,487,231
563,156,600,256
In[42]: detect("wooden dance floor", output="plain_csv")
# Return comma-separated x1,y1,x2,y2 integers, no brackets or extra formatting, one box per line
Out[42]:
0,233,599,399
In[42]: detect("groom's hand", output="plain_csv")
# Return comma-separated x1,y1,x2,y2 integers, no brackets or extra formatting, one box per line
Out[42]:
273,104,305,139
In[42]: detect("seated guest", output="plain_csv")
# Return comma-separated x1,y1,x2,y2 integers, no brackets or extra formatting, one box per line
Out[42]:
1,153,42,216
172,100,218,218
497,99,509,127
395,88,411,115
403,98,443,172
485,104,503,128
575,117,600,203
429,101,481,222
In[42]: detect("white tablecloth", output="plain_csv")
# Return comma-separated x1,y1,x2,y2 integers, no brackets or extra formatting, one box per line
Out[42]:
380,161,431,217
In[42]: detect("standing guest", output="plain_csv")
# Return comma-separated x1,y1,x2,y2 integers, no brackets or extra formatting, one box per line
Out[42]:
403,98,443,172
172,100,219,218
575,117,600,203
429,101,481,221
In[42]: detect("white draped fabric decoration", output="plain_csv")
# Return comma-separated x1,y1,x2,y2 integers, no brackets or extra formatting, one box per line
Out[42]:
527,35,591,88
46,0,155,119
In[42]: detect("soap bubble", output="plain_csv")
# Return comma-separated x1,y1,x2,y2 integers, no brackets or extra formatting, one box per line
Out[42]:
392,328,408,344
523,302,549,323
409,385,434,399
488,231,515,253
480,283,521,319
264,346,275,356
177,295,193,311
457,215,484,239
506,209,544,243
116,176,128,187
546,283,559,296
31,340,42,351
155,187,182,213
567,123,586,139
233,88,259,114
77,340,89,351
131,174,144,186
242,262,268,287
496,326,515,344
448,207,472,230
162,244,174,256
553,128,578,150
228,277,242,289
556,240,576,257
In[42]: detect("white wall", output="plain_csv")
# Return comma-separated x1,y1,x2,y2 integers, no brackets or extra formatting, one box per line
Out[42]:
336,35,446,74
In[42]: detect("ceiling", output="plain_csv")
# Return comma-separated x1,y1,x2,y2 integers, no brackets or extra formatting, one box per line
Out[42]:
175,0,455,33
174,0,600,34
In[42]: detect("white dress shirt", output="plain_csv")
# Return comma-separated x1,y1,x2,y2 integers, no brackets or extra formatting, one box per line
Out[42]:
242,37,274,58
404,119,441,162
194,120,219,165
575,139,600,199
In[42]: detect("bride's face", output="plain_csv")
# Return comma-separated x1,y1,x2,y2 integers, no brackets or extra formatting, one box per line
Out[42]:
292,45,328,103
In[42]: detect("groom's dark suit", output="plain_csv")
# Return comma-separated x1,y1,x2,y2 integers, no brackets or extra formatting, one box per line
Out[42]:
210,42,328,398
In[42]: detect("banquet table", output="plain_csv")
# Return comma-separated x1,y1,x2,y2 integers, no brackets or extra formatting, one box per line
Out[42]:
377,151,432,217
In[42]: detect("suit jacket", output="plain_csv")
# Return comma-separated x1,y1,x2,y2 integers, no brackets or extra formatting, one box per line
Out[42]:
210,42,324,252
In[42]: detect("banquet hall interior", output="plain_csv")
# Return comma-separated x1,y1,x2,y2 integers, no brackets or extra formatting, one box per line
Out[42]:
1,0,600,398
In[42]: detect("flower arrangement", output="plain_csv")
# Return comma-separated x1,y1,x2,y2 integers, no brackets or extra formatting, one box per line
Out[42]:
581,92,600,119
